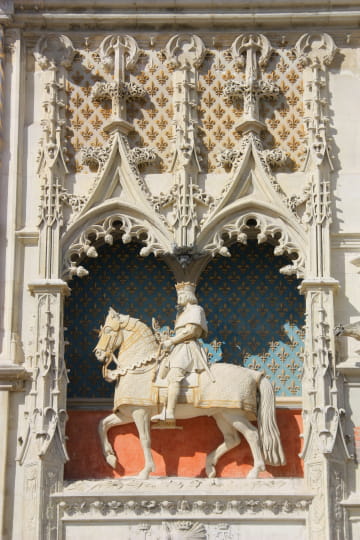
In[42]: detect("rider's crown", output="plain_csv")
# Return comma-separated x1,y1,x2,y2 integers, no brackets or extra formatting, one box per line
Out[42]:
175,281,196,295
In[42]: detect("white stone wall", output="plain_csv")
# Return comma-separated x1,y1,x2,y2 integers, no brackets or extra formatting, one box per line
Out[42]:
0,2,360,539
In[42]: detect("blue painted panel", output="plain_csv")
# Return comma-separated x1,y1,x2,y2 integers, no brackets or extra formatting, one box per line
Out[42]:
65,240,304,398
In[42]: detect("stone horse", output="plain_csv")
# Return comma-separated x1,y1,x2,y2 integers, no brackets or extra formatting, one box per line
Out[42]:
94,307,286,479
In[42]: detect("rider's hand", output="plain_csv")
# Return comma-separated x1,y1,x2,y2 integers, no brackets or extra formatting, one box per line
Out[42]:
162,339,173,352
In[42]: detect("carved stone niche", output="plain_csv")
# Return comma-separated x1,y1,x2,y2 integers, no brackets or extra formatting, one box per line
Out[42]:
53,478,312,540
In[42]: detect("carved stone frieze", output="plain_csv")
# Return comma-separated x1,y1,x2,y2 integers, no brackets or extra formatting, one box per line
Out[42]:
55,477,312,521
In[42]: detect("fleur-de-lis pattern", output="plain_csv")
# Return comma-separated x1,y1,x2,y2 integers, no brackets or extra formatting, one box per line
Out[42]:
65,240,304,398
66,36,306,176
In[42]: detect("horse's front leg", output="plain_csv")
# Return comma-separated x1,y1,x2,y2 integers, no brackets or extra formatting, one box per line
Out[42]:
132,408,156,479
98,412,124,469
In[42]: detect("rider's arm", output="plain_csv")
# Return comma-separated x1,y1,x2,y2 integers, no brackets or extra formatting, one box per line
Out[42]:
169,323,202,346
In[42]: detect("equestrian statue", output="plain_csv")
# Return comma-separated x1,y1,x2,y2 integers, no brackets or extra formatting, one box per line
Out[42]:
94,282,286,479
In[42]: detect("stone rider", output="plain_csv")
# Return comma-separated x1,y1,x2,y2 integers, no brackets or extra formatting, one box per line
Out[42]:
151,282,210,422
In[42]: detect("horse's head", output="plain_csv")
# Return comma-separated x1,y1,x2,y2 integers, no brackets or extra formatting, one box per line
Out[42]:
94,307,130,362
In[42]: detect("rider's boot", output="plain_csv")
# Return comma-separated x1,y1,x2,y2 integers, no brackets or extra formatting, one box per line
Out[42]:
164,381,180,420
151,381,180,422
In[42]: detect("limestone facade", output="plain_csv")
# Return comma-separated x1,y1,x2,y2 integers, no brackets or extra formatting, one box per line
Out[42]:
1,1,360,539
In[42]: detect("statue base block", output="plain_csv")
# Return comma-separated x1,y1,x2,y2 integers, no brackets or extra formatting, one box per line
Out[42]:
151,420,183,430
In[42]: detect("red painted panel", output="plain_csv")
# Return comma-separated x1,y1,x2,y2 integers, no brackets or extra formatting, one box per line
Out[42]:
64,409,303,479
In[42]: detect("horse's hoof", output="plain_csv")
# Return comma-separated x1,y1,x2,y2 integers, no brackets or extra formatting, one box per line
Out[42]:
247,464,265,479
137,470,150,479
206,464,216,478
106,454,118,469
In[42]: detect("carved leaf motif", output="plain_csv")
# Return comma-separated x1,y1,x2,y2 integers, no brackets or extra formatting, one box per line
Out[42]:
166,34,206,69
34,34,75,69
295,33,338,68
98,34,140,72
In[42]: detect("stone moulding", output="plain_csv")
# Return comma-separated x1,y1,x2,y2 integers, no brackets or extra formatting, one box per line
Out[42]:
53,478,312,520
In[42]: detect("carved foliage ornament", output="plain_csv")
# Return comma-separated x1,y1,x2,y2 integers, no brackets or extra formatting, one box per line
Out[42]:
34,34,75,70
165,34,206,70
99,34,140,73
57,495,311,517
64,213,167,278
295,33,338,68
202,212,305,278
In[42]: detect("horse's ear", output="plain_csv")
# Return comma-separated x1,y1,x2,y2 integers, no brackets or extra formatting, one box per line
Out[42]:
109,306,116,316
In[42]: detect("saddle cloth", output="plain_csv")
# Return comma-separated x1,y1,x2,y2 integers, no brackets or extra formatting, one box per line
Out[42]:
151,371,201,405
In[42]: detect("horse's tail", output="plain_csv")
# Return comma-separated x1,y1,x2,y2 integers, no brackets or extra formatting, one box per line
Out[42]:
257,376,286,466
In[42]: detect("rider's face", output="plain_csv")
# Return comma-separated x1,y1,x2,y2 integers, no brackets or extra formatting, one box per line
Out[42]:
177,291,186,306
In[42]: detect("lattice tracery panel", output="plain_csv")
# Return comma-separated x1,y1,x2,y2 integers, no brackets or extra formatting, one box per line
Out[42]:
66,40,113,174
65,35,306,177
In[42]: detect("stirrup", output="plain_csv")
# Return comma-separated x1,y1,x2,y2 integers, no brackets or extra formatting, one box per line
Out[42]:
151,409,167,422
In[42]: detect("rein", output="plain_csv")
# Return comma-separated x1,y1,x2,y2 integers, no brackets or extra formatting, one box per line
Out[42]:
100,316,158,378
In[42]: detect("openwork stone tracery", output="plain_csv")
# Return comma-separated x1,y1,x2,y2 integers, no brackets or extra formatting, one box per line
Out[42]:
10,24,350,540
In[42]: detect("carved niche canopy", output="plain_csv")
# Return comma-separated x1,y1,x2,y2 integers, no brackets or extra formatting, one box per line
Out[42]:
55,32,310,279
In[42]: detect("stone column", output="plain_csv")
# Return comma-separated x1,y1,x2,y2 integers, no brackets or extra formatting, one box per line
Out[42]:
296,33,351,540
15,34,74,539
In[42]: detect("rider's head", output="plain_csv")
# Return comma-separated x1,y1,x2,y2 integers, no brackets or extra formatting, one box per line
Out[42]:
175,282,198,307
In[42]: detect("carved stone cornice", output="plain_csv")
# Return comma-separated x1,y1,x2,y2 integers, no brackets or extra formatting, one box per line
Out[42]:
0,364,30,392
28,279,71,296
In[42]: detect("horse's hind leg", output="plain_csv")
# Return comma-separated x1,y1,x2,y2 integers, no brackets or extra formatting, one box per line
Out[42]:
224,411,265,478
132,408,156,479
98,412,124,469
206,413,241,478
